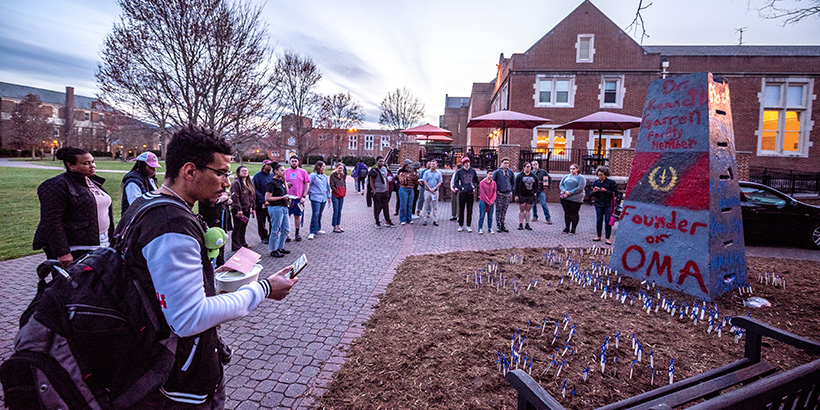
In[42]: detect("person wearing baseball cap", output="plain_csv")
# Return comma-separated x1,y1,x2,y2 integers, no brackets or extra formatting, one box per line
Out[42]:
121,151,161,215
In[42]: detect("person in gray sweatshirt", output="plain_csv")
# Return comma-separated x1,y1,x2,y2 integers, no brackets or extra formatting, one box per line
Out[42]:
558,164,586,234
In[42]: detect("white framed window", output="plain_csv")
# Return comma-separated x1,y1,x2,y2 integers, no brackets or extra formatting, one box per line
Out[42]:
535,128,570,156
364,135,374,151
381,135,390,148
600,76,625,108
535,76,575,107
348,134,358,150
84,111,90,121
757,78,813,157
576,34,594,63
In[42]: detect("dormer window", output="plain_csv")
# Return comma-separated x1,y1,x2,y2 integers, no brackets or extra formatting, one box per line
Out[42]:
577,34,594,63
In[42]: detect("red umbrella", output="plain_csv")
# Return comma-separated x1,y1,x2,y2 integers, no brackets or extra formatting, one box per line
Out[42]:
555,111,642,154
466,110,551,144
401,123,453,142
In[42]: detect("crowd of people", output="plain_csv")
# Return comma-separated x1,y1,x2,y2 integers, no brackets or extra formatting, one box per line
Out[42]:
31,127,620,407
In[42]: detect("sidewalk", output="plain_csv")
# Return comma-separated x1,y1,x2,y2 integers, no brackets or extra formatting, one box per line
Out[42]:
0,179,815,409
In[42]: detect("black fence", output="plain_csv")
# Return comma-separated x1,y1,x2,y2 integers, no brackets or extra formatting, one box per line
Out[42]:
520,148,610,174
749,167,820,196
419,145,497,170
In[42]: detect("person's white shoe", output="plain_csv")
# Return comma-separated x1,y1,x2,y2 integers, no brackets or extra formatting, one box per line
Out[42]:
478,229,484,234
457,226,463,232
412,214,420,219
308,233,315,239
489,229,495,234
318,230,326,235
400,222,406,225
467,227,473,233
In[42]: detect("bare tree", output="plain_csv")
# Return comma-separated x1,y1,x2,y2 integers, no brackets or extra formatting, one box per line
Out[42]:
275,50,323,157
97,102,156,160
10,94,53,159
753,0,820,24
96,0,280,157
317,91,364,159
626,0,652,44
379,87,425,141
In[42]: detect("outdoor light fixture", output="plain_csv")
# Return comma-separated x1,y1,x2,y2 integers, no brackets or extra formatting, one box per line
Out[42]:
661,58,670,78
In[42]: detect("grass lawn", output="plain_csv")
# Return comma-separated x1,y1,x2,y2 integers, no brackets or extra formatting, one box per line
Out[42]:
0,167,124,261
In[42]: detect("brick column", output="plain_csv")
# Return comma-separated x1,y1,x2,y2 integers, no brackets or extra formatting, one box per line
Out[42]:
399,141,421,164
496,144,521,171
609,148,636,177
735,151,752,182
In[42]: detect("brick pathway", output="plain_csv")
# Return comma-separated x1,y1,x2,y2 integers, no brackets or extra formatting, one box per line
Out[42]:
1,179,817,409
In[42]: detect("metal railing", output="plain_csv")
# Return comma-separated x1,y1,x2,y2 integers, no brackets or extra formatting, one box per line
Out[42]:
419,145,497,170
520,148,610,174
749,167,820,196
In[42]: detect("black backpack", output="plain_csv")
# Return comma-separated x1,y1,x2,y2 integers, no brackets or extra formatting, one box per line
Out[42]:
0,197,190,410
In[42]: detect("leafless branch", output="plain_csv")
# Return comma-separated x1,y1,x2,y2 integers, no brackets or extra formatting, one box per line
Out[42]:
626,0,652,44
751,0,820,25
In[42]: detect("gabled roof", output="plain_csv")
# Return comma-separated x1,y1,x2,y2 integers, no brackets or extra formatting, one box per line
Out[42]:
643,45,820,57
0,82,97,109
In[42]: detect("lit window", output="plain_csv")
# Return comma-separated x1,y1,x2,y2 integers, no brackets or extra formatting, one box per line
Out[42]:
534,129,567,156
348,135,358,150
758,79,811,156
600,76,624,108
577,34,594,62
365,135,374,151
536,76,575,107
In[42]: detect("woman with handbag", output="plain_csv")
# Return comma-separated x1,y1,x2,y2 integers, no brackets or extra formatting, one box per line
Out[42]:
590,166,619,245
329,162,348,233
230,165,255,250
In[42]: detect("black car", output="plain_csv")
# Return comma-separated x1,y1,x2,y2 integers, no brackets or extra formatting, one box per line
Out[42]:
739,181,820,249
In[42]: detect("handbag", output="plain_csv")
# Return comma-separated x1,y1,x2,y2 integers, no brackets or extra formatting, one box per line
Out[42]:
608,195,619,226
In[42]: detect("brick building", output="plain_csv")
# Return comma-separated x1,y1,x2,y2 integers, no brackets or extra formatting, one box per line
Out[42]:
270,114,398,162
462,0,820,172
439,94,470,146
0,82,110,152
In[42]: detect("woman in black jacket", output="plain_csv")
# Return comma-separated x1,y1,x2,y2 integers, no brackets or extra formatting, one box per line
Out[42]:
33,147,114,266
590,166,619,245
514,162,537,230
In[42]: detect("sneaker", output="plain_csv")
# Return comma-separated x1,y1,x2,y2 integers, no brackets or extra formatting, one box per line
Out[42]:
569,231,577,236
458,226,463,232
433,221,439,226
270,250,284,258
376,222,383,228
412,214,420,219
547,219,553,225
525,224,532,230
400,222,406,225
261,238,269,244
308,233,315,240
318,230,326,235
466,227,473,233
489,229,495,234
532,216,538,221
278,248,291,254
295,235,302,242
450,216,457,221
423,221,428,226
478,229,484,234
409,220,414,224
562,229,569,234
286,237,292,242
385,223,396,228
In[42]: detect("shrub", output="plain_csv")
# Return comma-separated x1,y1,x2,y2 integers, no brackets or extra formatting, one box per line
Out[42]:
362,156,376,167
306,155,325,165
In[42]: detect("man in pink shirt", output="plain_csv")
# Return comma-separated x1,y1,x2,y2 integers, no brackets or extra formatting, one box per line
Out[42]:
285,155,310,241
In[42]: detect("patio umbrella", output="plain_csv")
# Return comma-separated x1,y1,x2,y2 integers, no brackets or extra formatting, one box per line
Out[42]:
555,111,642,155
401,123,453,142
466,110,551,144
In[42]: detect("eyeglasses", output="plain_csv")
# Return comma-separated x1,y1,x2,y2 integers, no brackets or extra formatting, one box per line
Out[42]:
201,166,232,179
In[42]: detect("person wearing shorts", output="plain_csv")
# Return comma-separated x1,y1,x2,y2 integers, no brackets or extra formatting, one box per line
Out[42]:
514,162,537,231
285,155,310,242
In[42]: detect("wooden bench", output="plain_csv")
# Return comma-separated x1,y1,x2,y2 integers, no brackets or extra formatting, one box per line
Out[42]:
506,317,820,410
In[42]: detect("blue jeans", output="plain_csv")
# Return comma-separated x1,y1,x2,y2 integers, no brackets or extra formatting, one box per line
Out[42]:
310,200,326,234
331,196,344,226
478,201,494,231
595,205,613,239
268,206,290,252
533,192,551,221
399,187,414,223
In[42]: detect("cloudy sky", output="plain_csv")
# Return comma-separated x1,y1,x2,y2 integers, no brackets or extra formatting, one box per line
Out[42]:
1,0,818,128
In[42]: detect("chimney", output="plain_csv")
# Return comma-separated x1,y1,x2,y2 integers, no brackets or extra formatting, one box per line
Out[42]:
64,86,75,146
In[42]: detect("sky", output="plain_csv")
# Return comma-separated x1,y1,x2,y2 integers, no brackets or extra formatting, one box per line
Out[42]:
1,0,819,128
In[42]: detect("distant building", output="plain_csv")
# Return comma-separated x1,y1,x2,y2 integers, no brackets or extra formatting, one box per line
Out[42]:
439,94,470,146
0,82,107,151
461,0,820,172
270,114,398,162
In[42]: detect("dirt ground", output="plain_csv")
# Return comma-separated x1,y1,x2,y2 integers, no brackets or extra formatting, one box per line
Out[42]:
318,247,820,410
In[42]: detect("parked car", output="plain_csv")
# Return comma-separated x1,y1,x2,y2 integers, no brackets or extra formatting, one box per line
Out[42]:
739,181,820,249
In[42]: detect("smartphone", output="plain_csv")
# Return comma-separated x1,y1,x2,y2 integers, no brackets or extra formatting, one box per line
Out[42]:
288,254,307,279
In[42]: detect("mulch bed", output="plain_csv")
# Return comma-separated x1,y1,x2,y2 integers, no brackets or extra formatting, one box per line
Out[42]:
318,247,820,409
